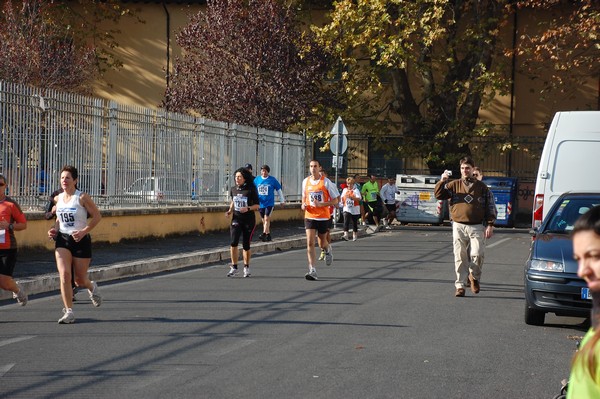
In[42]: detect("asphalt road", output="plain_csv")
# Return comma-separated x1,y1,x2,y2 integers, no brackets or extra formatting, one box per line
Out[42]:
0,226,587,399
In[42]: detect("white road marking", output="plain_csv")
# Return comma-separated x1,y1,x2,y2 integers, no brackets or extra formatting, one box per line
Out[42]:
487,237,511,248
0,363,15,377
0,335,35,348
209,339,255,356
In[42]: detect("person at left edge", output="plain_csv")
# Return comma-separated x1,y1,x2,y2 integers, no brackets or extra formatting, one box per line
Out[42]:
0,173,28,306
254,164,285,242
225,167,260,278
48,165,102,324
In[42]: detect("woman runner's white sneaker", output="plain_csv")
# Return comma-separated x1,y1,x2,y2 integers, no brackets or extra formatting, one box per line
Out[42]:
227,266,239,277
243,267,251,278
88,281,102,307
13,283,27,306
58,308,75,324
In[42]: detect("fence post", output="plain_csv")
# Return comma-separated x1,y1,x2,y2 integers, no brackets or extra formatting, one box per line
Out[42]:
106,101,118,205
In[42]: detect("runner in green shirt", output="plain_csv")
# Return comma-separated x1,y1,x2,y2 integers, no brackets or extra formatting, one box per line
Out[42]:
361,174,382,229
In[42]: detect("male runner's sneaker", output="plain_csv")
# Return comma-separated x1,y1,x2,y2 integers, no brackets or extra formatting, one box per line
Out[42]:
305,268,318,281
265,233,272,242
58,309,75,324
325,248,333,266
89,281,102,307
318,250,326,261
13,283,27,306
227,266,239,277
258,233,266,241
243,266,251,278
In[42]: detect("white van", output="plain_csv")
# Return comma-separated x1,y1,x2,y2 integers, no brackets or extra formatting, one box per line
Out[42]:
532,111,600,227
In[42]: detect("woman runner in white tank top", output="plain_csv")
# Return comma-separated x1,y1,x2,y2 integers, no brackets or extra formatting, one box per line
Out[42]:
48,165,102,324
56,190,88,235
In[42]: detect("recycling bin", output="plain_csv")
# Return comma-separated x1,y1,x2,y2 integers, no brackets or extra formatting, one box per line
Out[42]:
482,177,518,227
395,174,445,225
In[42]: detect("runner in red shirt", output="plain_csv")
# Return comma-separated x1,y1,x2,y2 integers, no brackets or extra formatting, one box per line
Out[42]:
0,173,28,306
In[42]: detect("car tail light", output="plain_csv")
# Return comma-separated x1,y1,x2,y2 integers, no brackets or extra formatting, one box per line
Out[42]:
532,194,543,228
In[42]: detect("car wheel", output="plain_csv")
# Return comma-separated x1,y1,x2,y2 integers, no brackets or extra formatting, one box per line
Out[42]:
524,304,545,326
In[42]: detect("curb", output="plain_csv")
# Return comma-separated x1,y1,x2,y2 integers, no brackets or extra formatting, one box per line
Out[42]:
2,229,359,301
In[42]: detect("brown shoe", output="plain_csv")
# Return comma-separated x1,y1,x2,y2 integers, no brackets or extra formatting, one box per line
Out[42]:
469,274,480,294
455,288,465,297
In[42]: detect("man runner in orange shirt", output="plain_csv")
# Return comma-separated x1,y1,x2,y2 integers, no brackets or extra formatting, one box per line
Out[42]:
301,160,340,280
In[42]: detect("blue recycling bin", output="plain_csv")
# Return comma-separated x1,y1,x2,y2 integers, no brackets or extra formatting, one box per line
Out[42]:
482,177,518,227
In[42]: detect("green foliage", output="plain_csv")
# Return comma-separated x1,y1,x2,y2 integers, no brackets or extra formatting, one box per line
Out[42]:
308,0,598,172
312,0,515,172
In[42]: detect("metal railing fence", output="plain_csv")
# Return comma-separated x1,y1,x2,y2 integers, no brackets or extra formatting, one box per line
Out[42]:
323,133,545,182
0,80,309,210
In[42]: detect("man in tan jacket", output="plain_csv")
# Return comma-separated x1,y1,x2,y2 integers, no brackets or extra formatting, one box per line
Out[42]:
434,157,497,297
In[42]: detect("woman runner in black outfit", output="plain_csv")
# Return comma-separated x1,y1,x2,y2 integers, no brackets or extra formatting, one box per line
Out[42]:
225,167,260,277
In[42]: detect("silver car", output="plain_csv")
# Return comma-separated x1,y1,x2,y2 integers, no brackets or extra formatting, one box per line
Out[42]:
124,176,191,202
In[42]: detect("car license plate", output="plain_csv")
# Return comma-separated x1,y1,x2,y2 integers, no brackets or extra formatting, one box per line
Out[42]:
582,288,593,300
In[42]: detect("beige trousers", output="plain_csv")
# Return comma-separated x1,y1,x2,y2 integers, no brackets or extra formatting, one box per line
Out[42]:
452,222,486,289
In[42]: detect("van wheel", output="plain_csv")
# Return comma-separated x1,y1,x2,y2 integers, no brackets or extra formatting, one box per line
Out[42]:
525,305,545,326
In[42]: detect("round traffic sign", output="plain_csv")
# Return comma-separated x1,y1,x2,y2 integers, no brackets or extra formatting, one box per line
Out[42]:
330,135,348,155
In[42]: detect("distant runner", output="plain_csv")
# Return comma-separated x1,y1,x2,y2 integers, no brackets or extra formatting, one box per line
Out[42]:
254,165,285,242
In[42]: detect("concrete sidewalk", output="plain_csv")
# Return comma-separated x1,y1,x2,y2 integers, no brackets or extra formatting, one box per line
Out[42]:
3,221,366,301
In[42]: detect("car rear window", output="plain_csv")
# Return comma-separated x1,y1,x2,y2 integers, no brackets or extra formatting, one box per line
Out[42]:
546,198,600,232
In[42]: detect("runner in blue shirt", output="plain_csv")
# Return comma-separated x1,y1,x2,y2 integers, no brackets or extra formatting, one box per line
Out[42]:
254,165,285,241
